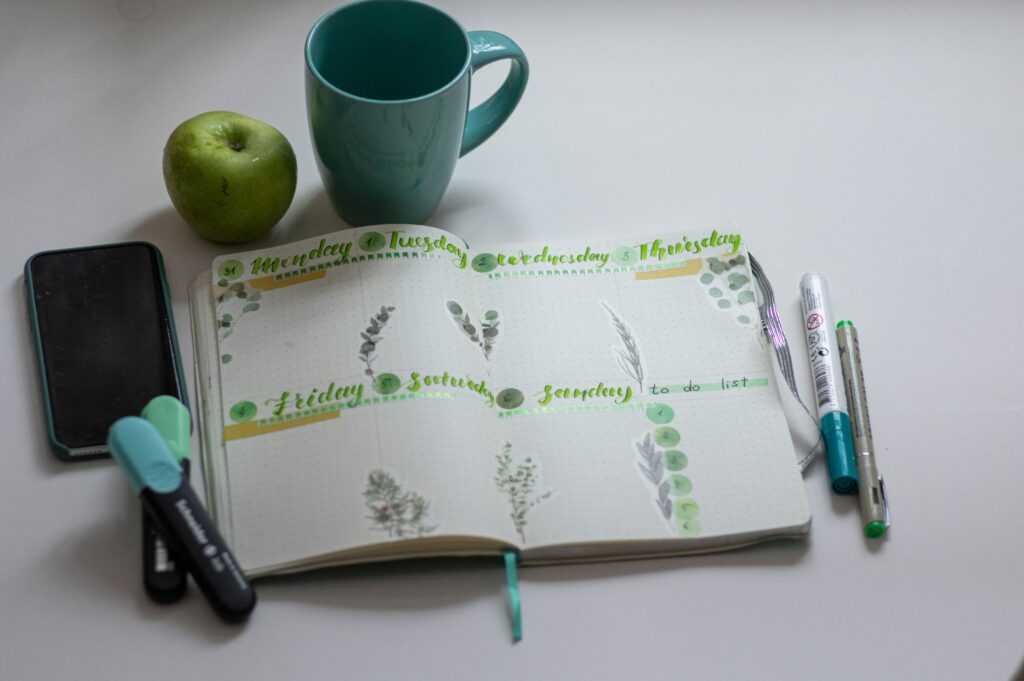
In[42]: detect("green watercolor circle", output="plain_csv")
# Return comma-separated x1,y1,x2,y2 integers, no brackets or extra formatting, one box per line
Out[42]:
496,388,525,409
229,400,257,423
373,373,401,395
668,475,693,496
358,231,386,252
654,426,680,448
737,290,755,304
646,403,675,424
675,516,702,537
717,299,731,309
737,314,751,325
611,246,639,266
709,287,723,298
217,260,244,282
471,253,498,273
664,450,688,471
700,273,714,285
674,498,700,519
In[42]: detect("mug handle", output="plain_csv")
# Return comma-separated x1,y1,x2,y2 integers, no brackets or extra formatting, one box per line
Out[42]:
460,31,529,157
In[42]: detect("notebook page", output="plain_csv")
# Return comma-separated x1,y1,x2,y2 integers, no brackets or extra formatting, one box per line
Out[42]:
208,226,518,572
471,229,810,549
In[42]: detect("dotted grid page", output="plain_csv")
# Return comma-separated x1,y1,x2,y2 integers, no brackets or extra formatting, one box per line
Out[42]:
470,229,810,550
209,226,517,574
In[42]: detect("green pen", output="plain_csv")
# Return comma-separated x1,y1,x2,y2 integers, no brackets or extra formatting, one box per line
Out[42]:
836,321,889,538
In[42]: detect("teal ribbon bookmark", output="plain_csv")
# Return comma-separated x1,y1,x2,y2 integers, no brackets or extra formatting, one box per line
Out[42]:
503,550,522,642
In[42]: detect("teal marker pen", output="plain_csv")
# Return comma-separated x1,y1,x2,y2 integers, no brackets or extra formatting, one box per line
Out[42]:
109,417,255,622
140,396,192,604
800,273,858,494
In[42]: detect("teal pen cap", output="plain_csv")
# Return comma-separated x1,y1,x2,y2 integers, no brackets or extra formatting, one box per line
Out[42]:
108,417,183,495
820,411,858,494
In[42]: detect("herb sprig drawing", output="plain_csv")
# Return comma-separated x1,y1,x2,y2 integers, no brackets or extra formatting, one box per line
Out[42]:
364,469,437,538
445,300,500,360
632,404,701,538
495,442,553,543
358,305,395,380
601,302,645,393
215,278,263,363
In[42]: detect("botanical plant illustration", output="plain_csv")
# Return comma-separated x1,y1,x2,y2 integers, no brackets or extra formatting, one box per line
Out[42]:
364,469,437,538
445,300,500,360
635,432,672,521
358,305,395,380
494,442,552,543
215,278,263,363
632,404,701,537
601,302,645,393
698,254,756,327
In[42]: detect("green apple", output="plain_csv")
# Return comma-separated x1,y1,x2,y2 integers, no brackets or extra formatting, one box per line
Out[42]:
163,111,297,243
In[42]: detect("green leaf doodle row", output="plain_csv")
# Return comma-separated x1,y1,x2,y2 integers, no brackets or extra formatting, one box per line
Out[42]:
698,254,756,327
216,278,263,364
634,403,701,537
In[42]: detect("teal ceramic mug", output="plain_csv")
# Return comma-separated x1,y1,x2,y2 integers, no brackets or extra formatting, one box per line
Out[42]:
305,0,528,226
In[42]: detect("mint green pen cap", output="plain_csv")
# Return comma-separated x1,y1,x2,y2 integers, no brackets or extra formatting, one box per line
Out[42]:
140,395,191,462
821,411,859,494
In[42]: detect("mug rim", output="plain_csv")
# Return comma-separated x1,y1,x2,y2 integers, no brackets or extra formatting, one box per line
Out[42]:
305,0,472,105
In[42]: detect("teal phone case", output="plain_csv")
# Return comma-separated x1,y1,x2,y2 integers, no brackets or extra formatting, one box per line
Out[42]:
24,241,190,462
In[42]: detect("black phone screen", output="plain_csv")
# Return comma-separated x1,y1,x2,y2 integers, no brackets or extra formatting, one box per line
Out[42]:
28,243,184,454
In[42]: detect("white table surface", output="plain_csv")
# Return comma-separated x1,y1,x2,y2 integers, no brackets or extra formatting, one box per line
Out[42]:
2,1,1022,679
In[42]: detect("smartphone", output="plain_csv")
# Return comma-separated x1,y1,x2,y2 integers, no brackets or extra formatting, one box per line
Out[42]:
25,242,189,461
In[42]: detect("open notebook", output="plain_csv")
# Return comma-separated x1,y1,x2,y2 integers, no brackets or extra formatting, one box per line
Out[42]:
189,225,810,577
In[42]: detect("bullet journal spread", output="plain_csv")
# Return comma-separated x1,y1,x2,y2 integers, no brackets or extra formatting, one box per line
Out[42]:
189,225,811,577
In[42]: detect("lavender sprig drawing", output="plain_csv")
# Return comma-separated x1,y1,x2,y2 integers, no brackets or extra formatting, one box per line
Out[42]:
446,300,500,360
601,302,645,393
632,404,701,538
636,433,672,520
495,442,552,543
364,469,437,538
358,305,395,380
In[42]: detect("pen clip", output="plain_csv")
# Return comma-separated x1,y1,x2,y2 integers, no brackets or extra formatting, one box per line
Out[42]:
879,476,891,528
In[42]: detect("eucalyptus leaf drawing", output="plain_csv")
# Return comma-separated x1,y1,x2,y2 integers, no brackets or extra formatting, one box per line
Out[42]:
215,279,265,348
364,469,437,538
359,305,396,380
495,442,553,543
698,254,756,326
601,302,644,393
446,300,500,360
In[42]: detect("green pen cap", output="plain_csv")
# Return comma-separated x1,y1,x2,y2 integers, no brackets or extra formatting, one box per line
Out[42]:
865,521,887,538
141,395,191,462
821,410,859,494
